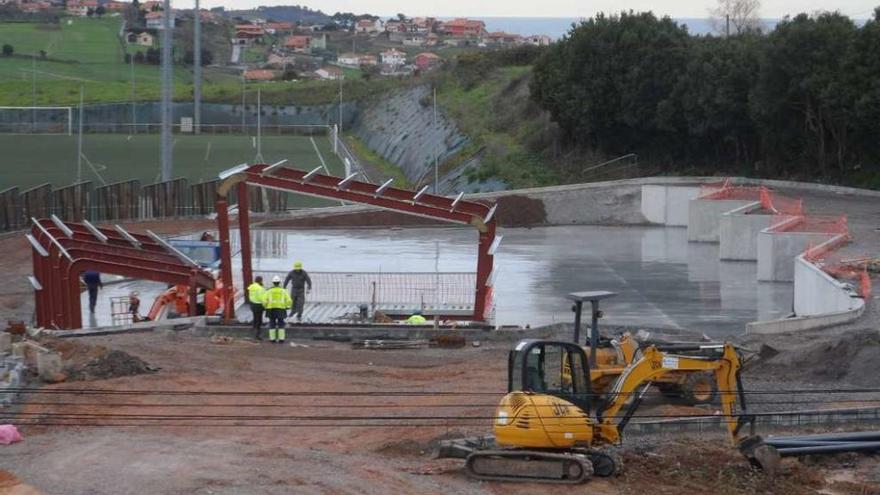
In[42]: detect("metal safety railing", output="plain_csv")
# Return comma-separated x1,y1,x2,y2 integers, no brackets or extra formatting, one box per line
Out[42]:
253,271,476,307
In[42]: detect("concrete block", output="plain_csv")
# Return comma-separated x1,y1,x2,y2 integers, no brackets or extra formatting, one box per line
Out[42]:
756,230,833,282
0,333,10,354
36,351,63,380
665,186,700,226
640,185,667,224
719,202,767,261
687,199,755,242
793,254,864,316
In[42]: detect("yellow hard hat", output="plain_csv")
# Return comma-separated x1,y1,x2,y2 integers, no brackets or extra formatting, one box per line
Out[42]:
294,261,303,269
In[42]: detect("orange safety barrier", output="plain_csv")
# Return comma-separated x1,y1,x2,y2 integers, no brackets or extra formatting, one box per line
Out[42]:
804,243,873,299
759,188,803,215
769,214,848,235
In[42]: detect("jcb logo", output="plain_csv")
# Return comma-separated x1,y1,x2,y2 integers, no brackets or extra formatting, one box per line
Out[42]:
650,358,662,370
551,402,569,417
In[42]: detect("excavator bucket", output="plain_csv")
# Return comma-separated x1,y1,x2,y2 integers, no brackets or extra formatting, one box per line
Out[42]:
737,436,781,475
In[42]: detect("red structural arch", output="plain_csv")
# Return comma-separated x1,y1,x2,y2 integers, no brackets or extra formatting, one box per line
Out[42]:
28,217,216,329
214,163,499,322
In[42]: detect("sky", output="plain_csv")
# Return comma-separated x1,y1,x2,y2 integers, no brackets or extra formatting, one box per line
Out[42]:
180,0,877,19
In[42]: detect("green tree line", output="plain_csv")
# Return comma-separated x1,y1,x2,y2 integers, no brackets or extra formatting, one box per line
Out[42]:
531,9,880,186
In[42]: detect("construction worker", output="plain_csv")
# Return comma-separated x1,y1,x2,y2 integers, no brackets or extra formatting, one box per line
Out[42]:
263,276,292,344
82,270,102,313
283,261,312,323
406,309,427,325
247,276,266,340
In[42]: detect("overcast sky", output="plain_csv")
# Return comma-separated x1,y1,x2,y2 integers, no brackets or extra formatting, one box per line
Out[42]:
180,0,877,19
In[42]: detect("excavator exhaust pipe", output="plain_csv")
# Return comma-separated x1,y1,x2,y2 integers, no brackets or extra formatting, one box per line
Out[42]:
737,436,781,475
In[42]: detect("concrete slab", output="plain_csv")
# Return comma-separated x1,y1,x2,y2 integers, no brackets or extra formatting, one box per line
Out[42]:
640,185,701,226
719,202,768,261
688,199,756,242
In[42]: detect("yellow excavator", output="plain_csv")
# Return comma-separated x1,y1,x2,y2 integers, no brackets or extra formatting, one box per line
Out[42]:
437,338,777,484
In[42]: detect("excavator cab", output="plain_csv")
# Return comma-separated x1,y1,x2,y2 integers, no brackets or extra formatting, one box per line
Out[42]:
508,340,593,414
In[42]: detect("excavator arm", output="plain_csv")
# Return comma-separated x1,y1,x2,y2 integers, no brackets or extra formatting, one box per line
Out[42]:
596,344,749,445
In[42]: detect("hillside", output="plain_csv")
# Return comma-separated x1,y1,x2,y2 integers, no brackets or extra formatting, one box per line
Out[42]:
223,5,329,23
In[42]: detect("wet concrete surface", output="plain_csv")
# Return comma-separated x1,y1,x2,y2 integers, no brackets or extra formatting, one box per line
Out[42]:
81,225,792,335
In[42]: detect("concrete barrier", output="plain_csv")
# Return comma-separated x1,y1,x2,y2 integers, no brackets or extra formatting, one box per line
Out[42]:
719,202,767,261
756,218,835,282
747,247,865,333
687,198,756,242
640,185,701,226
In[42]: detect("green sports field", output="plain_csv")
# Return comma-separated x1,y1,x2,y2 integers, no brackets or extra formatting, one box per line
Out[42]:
0,133,346,207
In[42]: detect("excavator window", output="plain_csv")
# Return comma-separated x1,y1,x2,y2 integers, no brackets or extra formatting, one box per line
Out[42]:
509,341,592,413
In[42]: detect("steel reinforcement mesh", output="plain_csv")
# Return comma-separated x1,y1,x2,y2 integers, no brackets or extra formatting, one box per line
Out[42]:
253,271,476,307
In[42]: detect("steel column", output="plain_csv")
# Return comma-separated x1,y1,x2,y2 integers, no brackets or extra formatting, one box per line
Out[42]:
473,219,495,321
215,198,235,320
237,181,253,288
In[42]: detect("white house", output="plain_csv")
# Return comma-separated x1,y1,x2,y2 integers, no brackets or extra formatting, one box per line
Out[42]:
380,49,406,67
337,53,360,67
145,10,175,30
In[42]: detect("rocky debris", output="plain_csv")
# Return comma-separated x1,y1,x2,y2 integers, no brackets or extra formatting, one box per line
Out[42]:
0,470,46,495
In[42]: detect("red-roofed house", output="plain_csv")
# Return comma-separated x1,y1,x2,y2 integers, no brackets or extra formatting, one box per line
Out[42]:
283,34,325,53
104,1,128,11
485,32,522,45
66,0,97,16
265,22,293,34
235,24,265,38
414,52,441,71
524,34,552,46
315,66,343,80
443,18,486,37
356,18,382,33
139,0,161,11
145,10,174,29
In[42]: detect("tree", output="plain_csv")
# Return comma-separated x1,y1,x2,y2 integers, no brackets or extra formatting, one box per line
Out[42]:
531,11,690,159
133,51,145,63
709,0,763,35
1,44,12,56
184,48,213,66
752,13,858,176
39,49,47,59
846,7,880,171
145,46,160,64
95,5,105,16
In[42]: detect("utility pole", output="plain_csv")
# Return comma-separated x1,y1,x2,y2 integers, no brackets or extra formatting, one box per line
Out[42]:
338,74,343,134
241,74,246,133
433,86,438,194
255,88,263,162
160,0,173,182
76,86,84,184
725,14,730,37
32,53,36,132
193,0,201,134
130,50,136,134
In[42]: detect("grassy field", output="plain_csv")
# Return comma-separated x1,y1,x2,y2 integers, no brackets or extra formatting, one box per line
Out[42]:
0,133,345,207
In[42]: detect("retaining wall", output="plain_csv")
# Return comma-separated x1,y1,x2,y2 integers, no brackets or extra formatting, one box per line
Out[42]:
687,198,756,242
640,184,701,226
719,202,768,261
756,227,833,282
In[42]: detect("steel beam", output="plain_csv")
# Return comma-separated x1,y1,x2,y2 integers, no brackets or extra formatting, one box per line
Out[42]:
237,181,253,288
374,178,394,197
114,224,142,249
261,159,289,176
49,214,74,238
81,219,109,243
215,198,235,320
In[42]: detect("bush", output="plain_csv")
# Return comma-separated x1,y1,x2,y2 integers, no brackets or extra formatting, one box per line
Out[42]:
1,44,12,57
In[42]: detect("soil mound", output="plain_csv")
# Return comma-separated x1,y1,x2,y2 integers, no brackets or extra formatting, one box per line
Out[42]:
754,329,880,386
41,338,154,381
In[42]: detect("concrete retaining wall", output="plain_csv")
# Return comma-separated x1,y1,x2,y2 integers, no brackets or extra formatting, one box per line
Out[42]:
687,199,756,242
756,227,833,282
719,202,768,261
640,185,701,226
747,245,865,333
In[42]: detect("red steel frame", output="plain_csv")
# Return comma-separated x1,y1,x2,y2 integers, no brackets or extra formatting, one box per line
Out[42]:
215,163,498,322
28,218,215,330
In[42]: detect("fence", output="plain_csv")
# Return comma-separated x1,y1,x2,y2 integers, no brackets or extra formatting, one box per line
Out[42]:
700,180,803,215
254,271,476,308
804,242,873,299
0,178,289,229
769,214,849,235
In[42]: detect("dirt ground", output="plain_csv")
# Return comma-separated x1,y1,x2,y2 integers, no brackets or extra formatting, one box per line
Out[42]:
2,330,880,495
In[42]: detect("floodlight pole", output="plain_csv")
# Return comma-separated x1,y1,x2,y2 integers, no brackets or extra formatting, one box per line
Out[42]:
193,0,201,134
32,53,36,132
76,86,84,184
255,88,263,162
130,50,136,134
160,0,173,182
433,86,438,194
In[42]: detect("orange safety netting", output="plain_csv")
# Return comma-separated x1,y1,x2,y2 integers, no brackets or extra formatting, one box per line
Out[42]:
697,178,733,199
759,188,804,215
804,243,873,299
769,214,849,235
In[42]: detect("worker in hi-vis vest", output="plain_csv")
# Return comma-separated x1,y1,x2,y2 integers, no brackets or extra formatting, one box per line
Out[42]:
247,276,266,340
263,276,292,344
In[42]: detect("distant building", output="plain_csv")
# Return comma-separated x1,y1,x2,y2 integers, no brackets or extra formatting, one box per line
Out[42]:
485,32,522,45
315,66,343,80
355,18,382,33
283,34,325,54
235,24,265,38
265,21,293,34
380,48,406,67
145,10,174,30
337,53,360,67
20,1,52,13
103,1,128,12
524,34,552,46
139,0,160,11
126,31,153,46
414,52,440,71
243,69,277,81
65,0,97,16
384,20,405,33
358,54,378,66
443,18,486,37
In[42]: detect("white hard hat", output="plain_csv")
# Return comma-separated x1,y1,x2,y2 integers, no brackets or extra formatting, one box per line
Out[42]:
272,276,281,283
